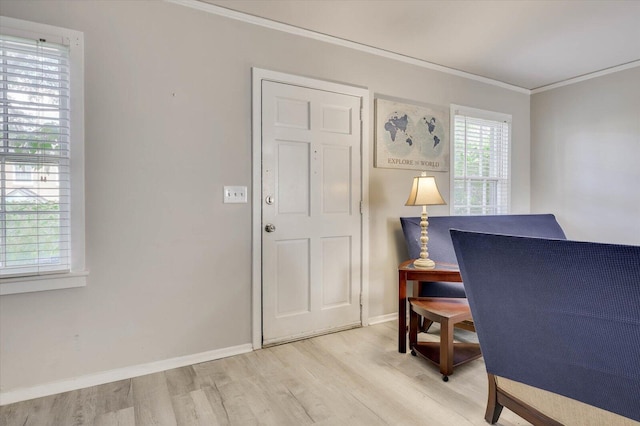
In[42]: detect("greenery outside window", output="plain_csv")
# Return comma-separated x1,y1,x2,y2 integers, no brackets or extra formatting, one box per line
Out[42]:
450,105,511,215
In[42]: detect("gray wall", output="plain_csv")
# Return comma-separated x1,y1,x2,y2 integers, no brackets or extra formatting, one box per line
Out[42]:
531,67,640,244
0,0,530,392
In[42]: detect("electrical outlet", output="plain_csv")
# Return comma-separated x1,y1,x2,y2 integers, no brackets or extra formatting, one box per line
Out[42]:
224,186,247,203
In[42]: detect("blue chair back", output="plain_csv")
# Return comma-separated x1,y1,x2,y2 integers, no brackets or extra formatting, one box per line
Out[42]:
451,230,640,422
400,214,566,264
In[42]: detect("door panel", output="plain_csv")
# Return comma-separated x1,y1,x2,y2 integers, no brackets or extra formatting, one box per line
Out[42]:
262,80,362,345
321,236,352,308
321,104,352,134
275,98,309,129
322,145,351,214
277,141,310,215
275,239,310,317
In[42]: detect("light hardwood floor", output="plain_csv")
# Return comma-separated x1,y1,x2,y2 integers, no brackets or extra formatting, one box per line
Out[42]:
1,321,531,426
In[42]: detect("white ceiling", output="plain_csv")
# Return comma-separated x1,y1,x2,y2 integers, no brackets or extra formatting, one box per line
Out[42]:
204,0,640,91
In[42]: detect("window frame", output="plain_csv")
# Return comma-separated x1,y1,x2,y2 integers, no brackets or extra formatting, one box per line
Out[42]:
450,104,512,216
0,16,86,295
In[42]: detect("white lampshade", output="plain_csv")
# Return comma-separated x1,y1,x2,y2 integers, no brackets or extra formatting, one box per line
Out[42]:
405,175,445,206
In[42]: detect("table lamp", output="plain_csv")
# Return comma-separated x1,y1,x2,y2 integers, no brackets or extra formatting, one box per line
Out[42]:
405,172,446,269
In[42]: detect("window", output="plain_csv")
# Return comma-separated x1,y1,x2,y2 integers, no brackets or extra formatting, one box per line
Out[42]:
0,16,85,294
13,164,36,183
451,105,511,215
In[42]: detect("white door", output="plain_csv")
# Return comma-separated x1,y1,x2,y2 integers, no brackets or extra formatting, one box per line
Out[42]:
261,80,362,345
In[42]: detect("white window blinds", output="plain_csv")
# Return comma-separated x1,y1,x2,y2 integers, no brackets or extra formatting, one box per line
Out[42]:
1,34,71,277
452,106,511,215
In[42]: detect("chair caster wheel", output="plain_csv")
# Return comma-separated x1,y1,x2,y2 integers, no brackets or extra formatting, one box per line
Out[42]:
442,375,449,382
410,349,417,356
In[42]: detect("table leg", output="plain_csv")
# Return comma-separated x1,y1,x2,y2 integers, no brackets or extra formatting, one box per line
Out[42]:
440,318,454,377
409,302,418,353
399,271,407,353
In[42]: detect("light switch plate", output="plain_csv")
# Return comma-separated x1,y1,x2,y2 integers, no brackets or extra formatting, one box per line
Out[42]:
224,186,247,203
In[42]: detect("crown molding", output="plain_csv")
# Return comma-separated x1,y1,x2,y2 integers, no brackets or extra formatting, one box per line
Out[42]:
531,60,640,94
165,0,532,95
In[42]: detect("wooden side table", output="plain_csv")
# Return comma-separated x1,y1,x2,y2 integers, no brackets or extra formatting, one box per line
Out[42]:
409,297,481,381
398,259,463,353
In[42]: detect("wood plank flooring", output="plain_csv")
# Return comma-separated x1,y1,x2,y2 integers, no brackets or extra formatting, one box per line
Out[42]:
0,321,531,425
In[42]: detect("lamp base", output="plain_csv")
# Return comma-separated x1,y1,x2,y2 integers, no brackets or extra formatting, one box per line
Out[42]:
413,257,436,269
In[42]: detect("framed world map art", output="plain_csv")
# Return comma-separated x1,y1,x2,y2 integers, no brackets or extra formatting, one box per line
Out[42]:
375,98,449,171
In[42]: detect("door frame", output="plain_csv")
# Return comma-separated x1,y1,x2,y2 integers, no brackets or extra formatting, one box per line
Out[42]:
251,68,370,349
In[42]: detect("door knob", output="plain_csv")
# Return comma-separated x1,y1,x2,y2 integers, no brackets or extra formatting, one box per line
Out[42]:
265,223,276,233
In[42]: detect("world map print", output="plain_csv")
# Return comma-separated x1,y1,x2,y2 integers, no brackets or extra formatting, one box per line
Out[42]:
375,99,449,171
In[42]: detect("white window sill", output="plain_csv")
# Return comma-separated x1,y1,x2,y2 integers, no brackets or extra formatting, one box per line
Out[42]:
0,271,89,296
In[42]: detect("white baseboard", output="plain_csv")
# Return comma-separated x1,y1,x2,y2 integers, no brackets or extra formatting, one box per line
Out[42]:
368,312,398,325
0,343,253,406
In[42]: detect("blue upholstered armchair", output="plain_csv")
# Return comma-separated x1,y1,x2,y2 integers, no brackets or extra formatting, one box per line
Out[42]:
450,230,640,424
400,214,567,298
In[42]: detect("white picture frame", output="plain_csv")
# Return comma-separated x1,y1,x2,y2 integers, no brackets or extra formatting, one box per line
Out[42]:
375,98,449,171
